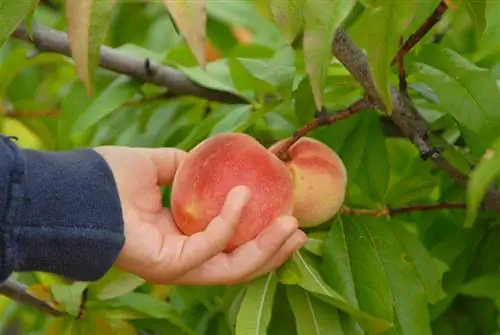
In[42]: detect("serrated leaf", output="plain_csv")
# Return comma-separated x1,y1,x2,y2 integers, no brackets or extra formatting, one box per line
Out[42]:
460,273,500,300
287,285,344,334
70,76,140,136
269,0,304,43
363,1,416,113
465,136,500,226
0,0,38,46
292,250,393,334
235,272,278,335
66,0,116,95
164,0,206,68
414,45,500,155
303,0,355,110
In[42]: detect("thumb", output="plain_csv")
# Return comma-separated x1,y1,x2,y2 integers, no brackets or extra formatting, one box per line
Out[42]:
141,148,188,186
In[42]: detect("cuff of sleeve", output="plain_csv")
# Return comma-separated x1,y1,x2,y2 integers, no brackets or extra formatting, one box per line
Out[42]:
7,147,125,282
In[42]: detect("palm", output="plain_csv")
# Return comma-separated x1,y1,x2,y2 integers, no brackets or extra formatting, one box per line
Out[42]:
95,146,307,286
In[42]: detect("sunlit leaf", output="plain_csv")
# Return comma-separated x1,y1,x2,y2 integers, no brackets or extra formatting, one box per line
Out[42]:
0,0,38,47
66,0,116,95
164,0,206,68
269,0,304,43
363,1,416,113
303,0,355,110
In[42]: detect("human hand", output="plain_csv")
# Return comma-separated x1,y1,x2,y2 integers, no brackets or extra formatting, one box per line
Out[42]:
94,146,308,285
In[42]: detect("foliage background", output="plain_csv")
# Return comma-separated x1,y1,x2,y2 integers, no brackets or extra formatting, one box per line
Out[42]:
1,0,500,334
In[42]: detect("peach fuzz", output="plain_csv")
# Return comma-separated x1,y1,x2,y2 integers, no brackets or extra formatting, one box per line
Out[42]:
268,137,348,227
170,132,295,252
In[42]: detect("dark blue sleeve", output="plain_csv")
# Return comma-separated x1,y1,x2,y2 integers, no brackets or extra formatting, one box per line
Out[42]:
0,134,125,282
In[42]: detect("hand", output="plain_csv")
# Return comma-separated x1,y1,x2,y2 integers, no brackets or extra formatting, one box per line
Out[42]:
94,146,308,285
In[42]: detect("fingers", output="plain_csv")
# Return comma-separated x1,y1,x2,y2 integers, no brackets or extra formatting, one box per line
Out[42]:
246,230,307,280
172,216,304,286
168,185,251,275
142,148,188,186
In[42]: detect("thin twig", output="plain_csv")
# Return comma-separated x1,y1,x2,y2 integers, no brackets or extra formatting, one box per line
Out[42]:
11,23,248,105
397,37,408,95
331,28,500,212
342,203,467,217
391,1,448,66
276,96,371,161
5,110,59,118
0,280,64,317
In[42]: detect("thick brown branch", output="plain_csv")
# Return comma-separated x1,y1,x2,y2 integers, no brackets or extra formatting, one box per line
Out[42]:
11,23,247,105
331,29,500,212
275,96,371,161
391,1,448,66
342,203,467,217
0,280,64,316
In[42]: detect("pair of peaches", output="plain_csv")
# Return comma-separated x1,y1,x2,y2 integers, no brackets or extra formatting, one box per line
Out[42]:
170,132,347,251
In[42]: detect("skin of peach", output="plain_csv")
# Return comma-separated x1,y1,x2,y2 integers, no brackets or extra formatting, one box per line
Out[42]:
268,137,348,227
170,133,294,252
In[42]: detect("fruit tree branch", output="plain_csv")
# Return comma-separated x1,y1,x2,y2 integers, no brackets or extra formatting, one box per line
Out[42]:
391,1,448,66
342,203,467,217
276,95,371,161
11,23,248,105
0,280,64,316
331,29,500,212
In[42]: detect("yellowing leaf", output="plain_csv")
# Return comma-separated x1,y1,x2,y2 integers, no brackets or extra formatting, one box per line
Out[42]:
164,0,206,68
269,0,304,43
303,0,355,111
66,0,116,95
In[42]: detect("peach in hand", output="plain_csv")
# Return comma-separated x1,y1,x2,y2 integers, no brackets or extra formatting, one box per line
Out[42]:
170,132,295,252
269,137,347,227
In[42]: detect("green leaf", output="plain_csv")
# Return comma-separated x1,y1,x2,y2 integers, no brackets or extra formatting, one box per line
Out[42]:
269,0,304,43
363,1,416,113
50,282,89,316
209,105,252,136
292,250,393,334
476,0,500,60
70,76,140,136
303,0,355,110
286,285,344,334
0,0,38,47
66,0,116,95
321,216,394,325
464,0,486,40
294,75,316,125
304,231,327,257
235,272,278,335
88,267,146,301
460,273,500,300
414,45,500,155
389,221,448,303
465,136,500,227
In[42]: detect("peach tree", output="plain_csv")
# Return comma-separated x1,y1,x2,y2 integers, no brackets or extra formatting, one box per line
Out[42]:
1,0,500,334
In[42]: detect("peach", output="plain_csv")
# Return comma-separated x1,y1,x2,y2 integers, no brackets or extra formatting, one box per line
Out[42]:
170,132,295,252
269,137,347,227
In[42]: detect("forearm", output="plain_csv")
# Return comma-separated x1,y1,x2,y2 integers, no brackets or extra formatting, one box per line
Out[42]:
0,135,125,282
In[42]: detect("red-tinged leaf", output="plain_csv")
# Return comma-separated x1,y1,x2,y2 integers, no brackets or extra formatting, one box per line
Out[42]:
66,0,116,95
363,1,416,113
164,0,207,68
269,0,304,43
303,0,355,111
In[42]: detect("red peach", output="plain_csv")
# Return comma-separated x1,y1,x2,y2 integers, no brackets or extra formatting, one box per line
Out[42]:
269,137,347,227
170,132,295,252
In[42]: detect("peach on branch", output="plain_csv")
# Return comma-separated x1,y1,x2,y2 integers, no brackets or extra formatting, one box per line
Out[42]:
170,132,295,252
269,137,347,227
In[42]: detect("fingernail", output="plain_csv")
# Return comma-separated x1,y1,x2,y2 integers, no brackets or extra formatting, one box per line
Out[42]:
234,185,251,203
